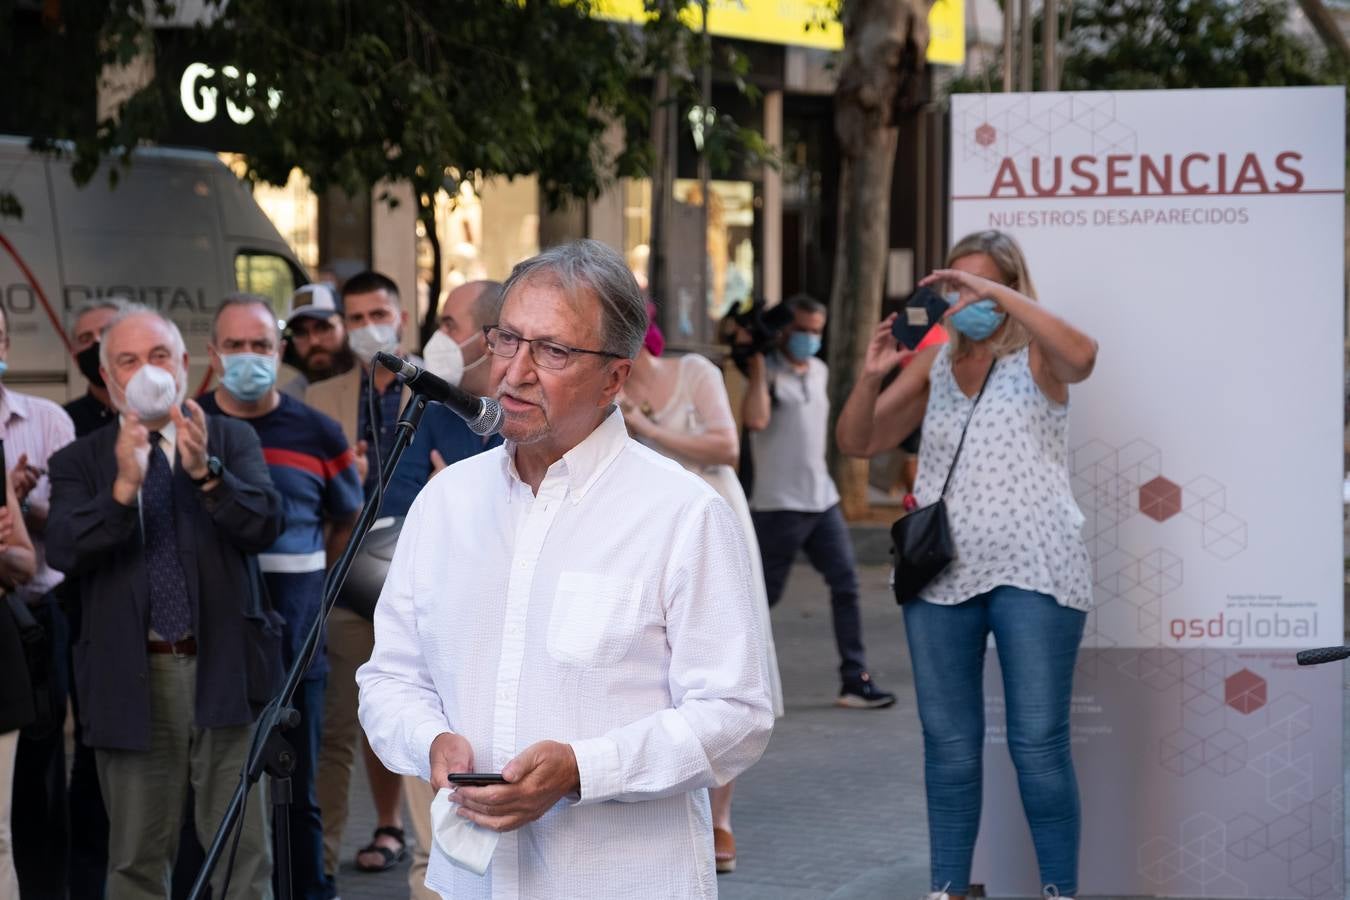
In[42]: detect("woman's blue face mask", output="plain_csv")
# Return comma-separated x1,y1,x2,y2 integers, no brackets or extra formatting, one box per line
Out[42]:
947,298,1006,341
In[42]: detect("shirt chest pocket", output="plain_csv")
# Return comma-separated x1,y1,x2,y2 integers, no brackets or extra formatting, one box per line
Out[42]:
546,571,644,667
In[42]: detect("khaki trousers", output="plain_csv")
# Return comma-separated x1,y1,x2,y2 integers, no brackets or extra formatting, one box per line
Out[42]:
316,605,373,875
403,775,439,900
96,654,271,900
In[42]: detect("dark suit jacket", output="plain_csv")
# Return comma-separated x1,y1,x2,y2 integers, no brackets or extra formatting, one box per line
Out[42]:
47,415,285,751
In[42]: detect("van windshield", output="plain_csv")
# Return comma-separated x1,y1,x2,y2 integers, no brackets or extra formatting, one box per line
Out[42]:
235,251,304,312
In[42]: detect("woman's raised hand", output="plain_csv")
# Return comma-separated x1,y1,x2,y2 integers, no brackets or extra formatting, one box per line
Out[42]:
919,268,1007,318
863,314,913,378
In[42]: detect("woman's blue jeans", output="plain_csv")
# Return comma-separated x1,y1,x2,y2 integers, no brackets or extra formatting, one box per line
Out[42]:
903,585,1086,897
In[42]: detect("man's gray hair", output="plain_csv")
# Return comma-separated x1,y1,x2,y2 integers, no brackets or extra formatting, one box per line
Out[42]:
501,240,645,359
786,293,827,318
98,303,188,372
212,293,283,343
69,297,131,328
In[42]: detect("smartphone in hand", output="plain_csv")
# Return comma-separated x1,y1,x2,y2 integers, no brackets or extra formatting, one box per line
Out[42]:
447,773,507,786
892,286,950,350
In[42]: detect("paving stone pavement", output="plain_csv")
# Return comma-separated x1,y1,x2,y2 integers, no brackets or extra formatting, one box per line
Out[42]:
329,562,1350,900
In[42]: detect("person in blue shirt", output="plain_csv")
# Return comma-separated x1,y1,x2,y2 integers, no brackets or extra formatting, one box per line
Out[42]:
381,280,505,517
200,294,363,900
380,280,504,900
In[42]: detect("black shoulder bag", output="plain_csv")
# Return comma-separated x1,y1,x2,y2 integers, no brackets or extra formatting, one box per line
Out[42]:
890,359,996,604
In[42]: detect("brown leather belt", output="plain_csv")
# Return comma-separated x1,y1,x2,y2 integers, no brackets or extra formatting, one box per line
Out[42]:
147,637,197,656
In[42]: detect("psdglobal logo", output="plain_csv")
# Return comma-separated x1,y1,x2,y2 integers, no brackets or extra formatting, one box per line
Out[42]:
1168,610,1319,645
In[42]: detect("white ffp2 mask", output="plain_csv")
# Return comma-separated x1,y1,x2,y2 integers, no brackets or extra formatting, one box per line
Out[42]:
121,364,184,421
348,323,400,364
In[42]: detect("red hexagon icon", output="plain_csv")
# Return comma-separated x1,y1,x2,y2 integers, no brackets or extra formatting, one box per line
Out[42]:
975,123,996,147
1140,476,1181,522
1225,668,1266,715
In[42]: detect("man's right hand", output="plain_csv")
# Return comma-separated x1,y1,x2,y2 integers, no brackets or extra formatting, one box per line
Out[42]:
429,732,475,791
353,439,370,484
9,454,38,502
112,414,150,506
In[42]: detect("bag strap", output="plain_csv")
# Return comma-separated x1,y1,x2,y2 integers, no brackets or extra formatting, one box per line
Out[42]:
938,357,997,498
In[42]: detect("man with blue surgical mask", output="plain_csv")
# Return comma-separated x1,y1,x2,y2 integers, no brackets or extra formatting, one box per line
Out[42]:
740,294,896,710
200,294,364,900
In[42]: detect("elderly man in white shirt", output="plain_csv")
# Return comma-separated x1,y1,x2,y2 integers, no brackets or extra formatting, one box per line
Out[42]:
357,239,774,899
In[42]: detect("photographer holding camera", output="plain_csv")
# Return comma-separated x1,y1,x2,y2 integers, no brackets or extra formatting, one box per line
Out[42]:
739,294,895,709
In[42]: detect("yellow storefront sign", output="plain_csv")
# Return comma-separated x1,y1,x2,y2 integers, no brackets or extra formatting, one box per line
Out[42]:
593,0,964,65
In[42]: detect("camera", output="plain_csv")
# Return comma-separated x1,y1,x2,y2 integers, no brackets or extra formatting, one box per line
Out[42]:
718,298,793,373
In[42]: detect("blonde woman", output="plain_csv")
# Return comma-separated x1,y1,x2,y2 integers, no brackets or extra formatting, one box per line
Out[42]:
837,230,1098,900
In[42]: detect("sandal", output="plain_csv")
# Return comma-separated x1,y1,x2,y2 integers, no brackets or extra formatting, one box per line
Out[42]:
713,826,736,874
355,825,408,873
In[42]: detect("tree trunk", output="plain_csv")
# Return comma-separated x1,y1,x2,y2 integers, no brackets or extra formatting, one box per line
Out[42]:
827,0,931,521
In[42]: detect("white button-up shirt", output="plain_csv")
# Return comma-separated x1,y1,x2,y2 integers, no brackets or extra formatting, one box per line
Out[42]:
0,387,76,604
357,409,773,899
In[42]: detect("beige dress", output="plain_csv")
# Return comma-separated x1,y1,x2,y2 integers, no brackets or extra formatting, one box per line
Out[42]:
641,353,785,716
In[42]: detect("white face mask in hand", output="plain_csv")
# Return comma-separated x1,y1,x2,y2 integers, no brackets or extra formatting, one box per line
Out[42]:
348,323,400,364
120,364,185,422
430,787,498,876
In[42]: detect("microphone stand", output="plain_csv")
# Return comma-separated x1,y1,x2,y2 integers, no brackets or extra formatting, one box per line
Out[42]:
188,390,431,900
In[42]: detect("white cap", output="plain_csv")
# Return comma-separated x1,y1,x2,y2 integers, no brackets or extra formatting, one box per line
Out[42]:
285,283,341,326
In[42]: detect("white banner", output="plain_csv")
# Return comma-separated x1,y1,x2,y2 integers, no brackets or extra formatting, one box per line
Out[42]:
952,88,1345,899
950,87,1345,651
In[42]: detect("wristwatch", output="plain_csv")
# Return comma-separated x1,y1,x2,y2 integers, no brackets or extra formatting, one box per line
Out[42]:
191,456,223,487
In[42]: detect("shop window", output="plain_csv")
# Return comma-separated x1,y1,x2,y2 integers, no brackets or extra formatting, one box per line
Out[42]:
673,179,757,321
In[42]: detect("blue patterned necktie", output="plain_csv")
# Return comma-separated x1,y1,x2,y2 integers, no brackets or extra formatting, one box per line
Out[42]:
143,432,192,642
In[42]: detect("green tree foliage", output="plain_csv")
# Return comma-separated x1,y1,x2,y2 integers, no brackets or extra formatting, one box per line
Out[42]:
1,0,769,211
4,1,640,205
1058,0,1345,90
947,0,1346,94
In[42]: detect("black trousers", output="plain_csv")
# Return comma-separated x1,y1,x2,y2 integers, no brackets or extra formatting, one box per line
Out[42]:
12,593,69,900
750,504,868,680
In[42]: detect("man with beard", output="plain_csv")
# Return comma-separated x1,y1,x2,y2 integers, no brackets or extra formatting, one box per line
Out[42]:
282,284,355,399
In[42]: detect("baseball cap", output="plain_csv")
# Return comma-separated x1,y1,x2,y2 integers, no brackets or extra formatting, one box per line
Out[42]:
285,283,341,326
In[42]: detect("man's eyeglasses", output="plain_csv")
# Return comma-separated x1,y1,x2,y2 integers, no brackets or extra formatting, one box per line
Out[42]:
482,326,621,370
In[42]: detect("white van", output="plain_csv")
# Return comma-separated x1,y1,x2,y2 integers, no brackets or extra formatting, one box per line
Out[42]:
0,137,307,404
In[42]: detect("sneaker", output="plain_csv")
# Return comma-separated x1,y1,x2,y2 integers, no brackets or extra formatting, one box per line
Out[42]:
836,672,897,709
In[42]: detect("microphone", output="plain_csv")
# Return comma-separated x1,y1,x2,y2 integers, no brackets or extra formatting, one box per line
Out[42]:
372,351,503,436
1295,645,1350,666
